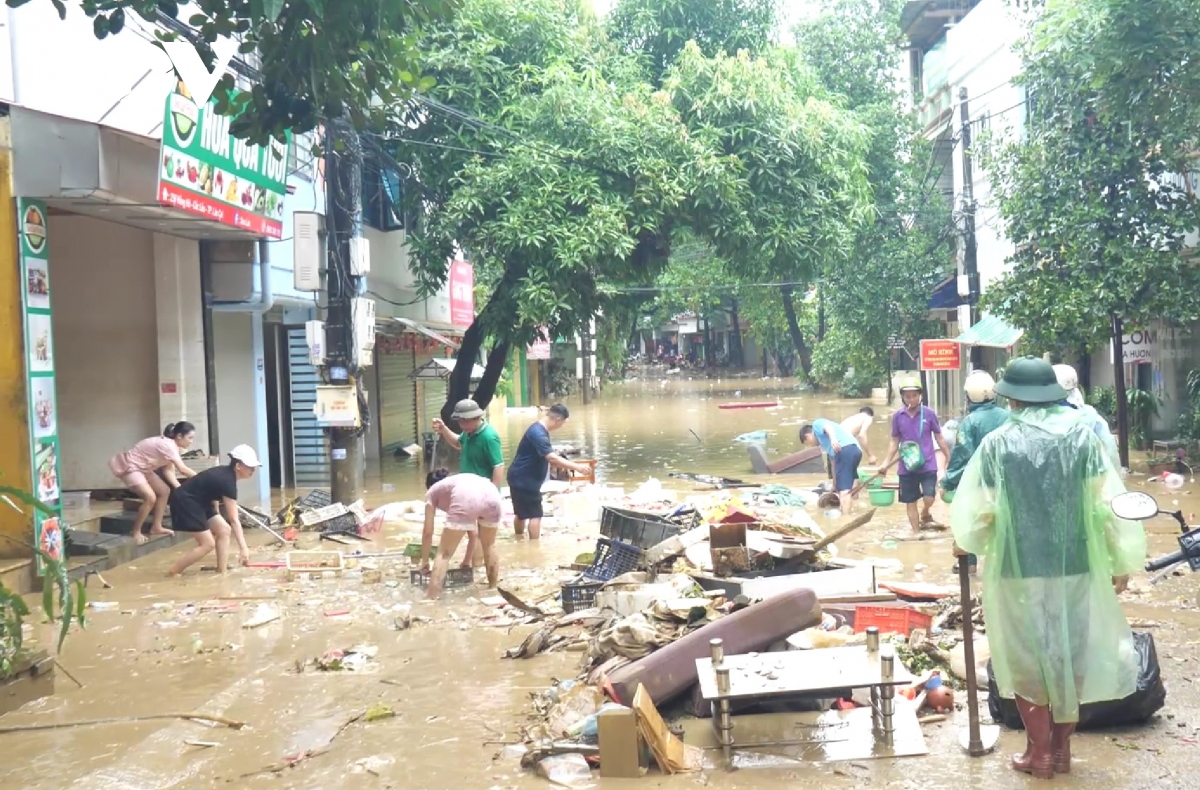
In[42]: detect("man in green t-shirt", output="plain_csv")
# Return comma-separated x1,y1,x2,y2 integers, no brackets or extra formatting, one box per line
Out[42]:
432,399,505,486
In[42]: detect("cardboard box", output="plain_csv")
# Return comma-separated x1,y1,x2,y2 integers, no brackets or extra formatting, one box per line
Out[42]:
597,707,645,778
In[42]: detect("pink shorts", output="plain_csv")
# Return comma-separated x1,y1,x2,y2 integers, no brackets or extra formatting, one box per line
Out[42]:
427,475,503,532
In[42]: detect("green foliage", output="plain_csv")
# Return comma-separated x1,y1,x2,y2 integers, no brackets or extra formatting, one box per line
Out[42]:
397,0,870,378
810,326,886,396
1088,385,1116,423
14,0,458,143
0,486,86,680
607,0,779,83
793,0,954,390
980,0,1200,356
1087,385,1158,448
1177,369,1200,443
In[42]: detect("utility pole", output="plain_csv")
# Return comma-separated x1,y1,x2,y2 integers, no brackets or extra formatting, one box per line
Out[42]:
1111,314,1130,470
580,321,593,404
323,118,366,504
958,87,983,370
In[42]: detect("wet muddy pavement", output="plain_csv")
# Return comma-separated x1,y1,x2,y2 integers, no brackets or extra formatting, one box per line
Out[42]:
5,378,1200,789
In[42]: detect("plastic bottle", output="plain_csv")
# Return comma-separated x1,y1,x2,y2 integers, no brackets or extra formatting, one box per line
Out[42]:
1164,473,1185,490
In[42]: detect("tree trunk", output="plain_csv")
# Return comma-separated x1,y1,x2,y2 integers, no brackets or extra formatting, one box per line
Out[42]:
703,315,715,368
817,287,827,342
444,318,487,423
729,298,744,368
780,286,813,378
1111,314,1130,469
472,340,512,408
1076,343,1092,393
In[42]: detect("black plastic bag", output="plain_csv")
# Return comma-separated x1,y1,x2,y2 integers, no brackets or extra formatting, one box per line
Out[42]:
987,631,1166,730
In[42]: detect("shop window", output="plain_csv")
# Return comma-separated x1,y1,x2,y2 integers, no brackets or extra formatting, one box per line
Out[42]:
363,156,410,233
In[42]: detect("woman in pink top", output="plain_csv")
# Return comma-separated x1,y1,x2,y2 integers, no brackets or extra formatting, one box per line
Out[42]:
108,422,199,544
418,468,501,599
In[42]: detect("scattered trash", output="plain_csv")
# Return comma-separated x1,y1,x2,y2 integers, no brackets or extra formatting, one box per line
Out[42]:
536,752,593,788
87,601,118,611
364,703,396,722
242,604,280,629
350,755,395,775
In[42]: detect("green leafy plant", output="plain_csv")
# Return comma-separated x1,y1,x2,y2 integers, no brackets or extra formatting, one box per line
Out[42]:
1088,386,1117,425
1125,387,1160,450
0,485,87,680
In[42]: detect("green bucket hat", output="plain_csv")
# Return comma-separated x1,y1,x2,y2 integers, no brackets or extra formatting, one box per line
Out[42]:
993,356,1069,404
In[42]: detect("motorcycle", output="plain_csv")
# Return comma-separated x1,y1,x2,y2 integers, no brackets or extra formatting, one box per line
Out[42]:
1111,490,1200,580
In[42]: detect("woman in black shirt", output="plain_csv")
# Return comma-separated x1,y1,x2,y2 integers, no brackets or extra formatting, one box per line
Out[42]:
166,444,261,576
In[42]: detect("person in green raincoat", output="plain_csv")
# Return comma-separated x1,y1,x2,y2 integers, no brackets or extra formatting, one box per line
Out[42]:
940,370,1009,573
950,357,1146,779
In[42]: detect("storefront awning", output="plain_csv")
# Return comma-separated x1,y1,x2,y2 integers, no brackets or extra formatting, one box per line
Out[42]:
927,277,965,309
9,106,262,241
409,357,484,381
954,314,1024,348
387,317,461,350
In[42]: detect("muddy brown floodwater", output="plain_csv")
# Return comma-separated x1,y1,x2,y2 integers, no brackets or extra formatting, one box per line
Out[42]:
4,376,1200,789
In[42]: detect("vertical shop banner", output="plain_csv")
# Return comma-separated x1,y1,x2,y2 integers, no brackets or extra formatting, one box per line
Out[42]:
17,199,64,574
449,259,476,328
157,81,290,238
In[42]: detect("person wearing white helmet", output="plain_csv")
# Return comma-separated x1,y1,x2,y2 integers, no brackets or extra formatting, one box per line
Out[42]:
165,444,261,576
1053,364,1121,471
941,370,1010,573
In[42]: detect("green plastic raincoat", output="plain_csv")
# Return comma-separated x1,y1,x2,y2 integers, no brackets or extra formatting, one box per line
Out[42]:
941,401,1009,492
950,405,1146,724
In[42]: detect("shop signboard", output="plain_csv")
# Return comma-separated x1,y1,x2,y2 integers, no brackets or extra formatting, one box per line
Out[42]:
919,339,961,371
527,327,552,361
449,258,476,327
157,82,290,239
16,198,64,574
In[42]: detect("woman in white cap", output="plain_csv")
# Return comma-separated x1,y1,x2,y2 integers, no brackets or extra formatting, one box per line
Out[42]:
165,444,261,576
1053,364,1121,470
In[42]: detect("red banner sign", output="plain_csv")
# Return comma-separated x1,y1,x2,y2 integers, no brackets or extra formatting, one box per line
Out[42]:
919,339,961,371
449,259,475,328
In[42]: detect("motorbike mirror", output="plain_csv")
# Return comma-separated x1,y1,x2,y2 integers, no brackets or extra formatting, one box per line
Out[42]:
1111,491,1161,521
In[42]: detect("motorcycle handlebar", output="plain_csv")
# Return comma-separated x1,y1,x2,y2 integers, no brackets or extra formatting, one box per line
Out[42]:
1145,550,1186,573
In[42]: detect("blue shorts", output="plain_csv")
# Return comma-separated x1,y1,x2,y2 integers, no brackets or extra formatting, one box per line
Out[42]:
899,471,938,503
832,444,863,491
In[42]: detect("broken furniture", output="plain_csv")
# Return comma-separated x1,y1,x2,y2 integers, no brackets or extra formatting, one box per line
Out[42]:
696,640,914,767
607,587,821,706
747,445,826,475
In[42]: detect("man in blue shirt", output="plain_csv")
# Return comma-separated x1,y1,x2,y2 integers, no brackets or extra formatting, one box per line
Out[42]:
507,404,591,539
799,417,863,513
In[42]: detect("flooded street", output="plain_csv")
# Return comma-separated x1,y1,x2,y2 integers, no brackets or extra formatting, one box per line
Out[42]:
5,377,1200,789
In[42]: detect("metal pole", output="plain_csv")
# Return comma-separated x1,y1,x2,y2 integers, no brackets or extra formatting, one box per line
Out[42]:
710,638,733,768
879,644,896,747
1111,314,1130,469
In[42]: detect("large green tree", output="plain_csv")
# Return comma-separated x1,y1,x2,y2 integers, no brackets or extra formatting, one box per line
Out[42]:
13,0,457,142
794,0,954,394
981,0,1200,356
394,0,868,415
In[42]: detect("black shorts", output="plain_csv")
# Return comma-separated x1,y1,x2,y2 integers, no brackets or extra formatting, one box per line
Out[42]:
898,472,938,504
168,489,217,533
510,487,544,520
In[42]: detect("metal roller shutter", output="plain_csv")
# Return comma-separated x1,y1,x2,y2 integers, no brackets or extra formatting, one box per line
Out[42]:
287,327,329,487
416,353,448,433
378,347,417,453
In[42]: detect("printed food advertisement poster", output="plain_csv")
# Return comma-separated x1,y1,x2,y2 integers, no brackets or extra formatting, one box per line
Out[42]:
17,198,64,573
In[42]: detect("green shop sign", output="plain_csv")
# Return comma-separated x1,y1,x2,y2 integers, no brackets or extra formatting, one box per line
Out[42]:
157,82,291,238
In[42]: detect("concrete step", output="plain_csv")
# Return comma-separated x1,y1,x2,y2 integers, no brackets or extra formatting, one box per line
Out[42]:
100,510,172,536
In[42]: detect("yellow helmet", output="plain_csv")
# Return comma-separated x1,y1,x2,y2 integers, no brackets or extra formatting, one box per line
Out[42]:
897,375,923,393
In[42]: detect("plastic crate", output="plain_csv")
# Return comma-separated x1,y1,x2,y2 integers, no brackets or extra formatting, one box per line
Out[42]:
561,577,604,614
582,537,644,582
599,506,688,550
403,542,436,559
853,605,932,636
410,567,475,589
317,512,361,536
301,489,332,509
